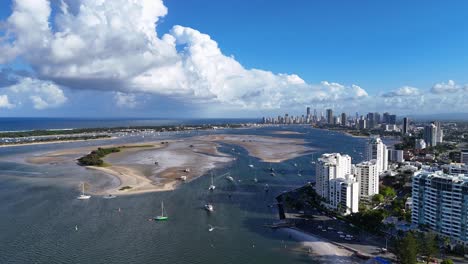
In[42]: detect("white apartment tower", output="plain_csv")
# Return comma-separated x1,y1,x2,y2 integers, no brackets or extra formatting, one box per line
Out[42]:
412,171,468,244
365,137,388,174
353,160,379,199
329,174,360,215
315,153,352,198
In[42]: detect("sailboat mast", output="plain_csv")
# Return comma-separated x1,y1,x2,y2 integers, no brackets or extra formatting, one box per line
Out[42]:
161,201,164,216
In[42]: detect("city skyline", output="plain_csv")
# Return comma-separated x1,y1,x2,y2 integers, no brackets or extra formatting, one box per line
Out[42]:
0,0,467,118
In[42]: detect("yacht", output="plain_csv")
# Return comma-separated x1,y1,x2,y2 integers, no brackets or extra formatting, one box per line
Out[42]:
179,175,187,181
77,183,91,200
208,174,216,191
204,203,214,212
270,172,276,177
154,201,168,221
226,175,234,182
248,164,254,168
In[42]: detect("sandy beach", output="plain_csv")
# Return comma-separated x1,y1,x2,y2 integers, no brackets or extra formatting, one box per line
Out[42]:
270,131,305,135
283,228,362,264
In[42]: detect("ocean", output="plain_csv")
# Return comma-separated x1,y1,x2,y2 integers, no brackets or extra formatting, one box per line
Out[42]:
0,122,368,264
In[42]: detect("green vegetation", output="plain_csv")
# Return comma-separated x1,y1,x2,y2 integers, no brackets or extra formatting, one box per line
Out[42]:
118,186,132,191
418,232,438,264
372,194,384,204
380,186,397,199
346,209,388,232
396,233,418,264
441,259,454,264
77,147,121,166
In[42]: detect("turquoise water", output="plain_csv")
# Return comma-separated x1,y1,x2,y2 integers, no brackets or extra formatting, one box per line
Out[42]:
0,125,368,263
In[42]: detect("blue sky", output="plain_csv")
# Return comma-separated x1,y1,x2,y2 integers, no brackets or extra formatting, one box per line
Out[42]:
0,0,467,117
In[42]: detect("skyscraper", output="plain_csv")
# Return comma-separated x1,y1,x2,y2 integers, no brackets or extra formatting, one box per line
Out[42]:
365,137,388,174
367,112,375,128
424,123,437,147
433,121,443,144
341,113,347,126
306,107,310,117
403,117,409,135
326,109,334,125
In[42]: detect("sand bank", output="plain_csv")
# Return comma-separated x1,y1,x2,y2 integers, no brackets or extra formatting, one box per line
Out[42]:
283,228,362,264
196,134,314,163
270,131,304,135
0,137,115,148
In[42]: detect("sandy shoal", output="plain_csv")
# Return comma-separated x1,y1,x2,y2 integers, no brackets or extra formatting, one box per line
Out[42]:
195,134,314,163
283,228,362,264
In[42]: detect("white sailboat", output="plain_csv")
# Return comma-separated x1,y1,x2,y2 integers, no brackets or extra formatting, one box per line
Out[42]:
77,182,91,200
208,173,216,191
204,203,214,212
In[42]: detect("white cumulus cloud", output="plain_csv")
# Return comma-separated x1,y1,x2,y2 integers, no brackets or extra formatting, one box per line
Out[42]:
6,77,68,109
0,95,15,109
114,92,138,108
382,86,420,97
0,0,369,111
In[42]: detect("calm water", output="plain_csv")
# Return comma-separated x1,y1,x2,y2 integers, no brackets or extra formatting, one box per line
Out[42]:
0,125,368,264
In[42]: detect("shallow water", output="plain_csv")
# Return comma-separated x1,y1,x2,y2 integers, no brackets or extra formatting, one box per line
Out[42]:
0,125,368,264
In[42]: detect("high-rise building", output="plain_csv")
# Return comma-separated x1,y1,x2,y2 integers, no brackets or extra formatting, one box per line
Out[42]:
433,121,443,144
412,171,468,244
388,115,396,125
374,112,381,125
365,137,388,174
424,123,437,147
403,117,409,135
367,112,375,128
329,174,360,215
315,153,352,200
326,109,334,125
383,112,390,124
358,119,367,130
353,160,379,199
388,149,404,162
341,113,347,126
306,107,310,117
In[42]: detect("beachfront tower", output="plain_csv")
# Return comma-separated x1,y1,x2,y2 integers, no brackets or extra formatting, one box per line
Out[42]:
353,160,379,199
365,137,388,175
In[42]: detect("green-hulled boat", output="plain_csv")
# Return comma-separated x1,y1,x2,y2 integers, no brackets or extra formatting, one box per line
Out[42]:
154,201,168,221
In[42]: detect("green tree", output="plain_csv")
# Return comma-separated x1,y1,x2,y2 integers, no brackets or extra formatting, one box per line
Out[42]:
441,259,453,264
396,233,418,264
372,194,384,204
380,186,397,198
419,233,439,264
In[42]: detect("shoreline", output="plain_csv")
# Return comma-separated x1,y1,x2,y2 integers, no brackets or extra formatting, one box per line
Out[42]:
282,227,362,263
0,137,116,148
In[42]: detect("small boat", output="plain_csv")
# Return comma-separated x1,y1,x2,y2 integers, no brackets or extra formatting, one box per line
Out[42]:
208,174,216,191
208,225,215,232
270,172,276,176
293,163,298,167
77,183,91,200
184,168,190,173
297,173,302,177
75,225,78,231
204,203,214,212
179,175,187,181
154,161,159,165
154,201,168,221
226,175,234,182
103,194,116,199
248,164,254,168
253,177,258,183
264,184,269,192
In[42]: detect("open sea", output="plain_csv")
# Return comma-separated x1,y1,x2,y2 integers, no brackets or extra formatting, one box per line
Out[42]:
0,118,371,264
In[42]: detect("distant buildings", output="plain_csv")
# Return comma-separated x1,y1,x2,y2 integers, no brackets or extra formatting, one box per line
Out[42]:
261,107,398,129
353,160,379,199
423,123,437,147
388,149,404,163
403,117,409,135
326,109,334,125
411,171,468,244
365,137,388,174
